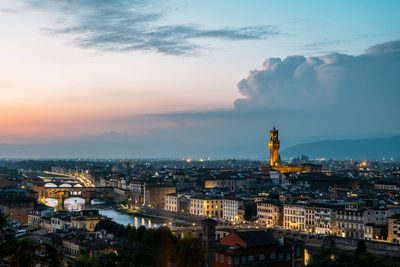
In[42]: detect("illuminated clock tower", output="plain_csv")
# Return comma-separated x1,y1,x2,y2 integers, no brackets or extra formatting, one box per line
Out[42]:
268,126,280,166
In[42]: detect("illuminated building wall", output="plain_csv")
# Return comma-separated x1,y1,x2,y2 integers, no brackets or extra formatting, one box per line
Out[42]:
268,126,280,167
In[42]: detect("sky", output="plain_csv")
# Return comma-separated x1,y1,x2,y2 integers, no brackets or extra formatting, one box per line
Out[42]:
0,0,400,158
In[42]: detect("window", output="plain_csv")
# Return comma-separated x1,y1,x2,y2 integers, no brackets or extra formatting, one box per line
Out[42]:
220,255,224,263
248,255,254,262
235,256,239,264
286,252,291,260
278,253,283,261
259,254,265,261
241,256,246,264
296,247,301,257
270,253,276,260
228,256,231,264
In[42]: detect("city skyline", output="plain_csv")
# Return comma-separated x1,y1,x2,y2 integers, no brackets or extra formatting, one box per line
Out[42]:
1,1,400,158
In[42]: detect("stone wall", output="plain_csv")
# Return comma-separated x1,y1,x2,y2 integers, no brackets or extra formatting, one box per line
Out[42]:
271,229,400,257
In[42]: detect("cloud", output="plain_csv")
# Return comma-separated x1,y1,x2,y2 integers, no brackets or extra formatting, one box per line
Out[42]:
4,40,400,158
24,0,278,55
0,8,20,13
300,32,400,55
366,39,400,54
235,39,400,113
132,39,400,155
63,39,399,158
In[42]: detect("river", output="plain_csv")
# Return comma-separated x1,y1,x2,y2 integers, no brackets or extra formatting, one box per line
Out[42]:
96,208,160,228
44,197,163,228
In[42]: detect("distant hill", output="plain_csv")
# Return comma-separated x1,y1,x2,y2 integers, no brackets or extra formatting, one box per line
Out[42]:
282,135,400,160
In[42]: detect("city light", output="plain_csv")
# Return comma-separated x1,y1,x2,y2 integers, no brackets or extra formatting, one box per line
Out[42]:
4,2,398,265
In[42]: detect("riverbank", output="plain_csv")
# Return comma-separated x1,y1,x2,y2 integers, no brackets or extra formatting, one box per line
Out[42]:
113,204,167,223
114,204,194,227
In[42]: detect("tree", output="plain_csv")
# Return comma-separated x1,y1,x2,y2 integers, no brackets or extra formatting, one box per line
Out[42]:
68,254,94,267
175,234,203,267
0,212,16,260
115,224,125,237
243,202,256,221
93,253,119,267
126,226,136,243
135,225,147,243
94,218,112,232
40,243,64,267
9,238,40,267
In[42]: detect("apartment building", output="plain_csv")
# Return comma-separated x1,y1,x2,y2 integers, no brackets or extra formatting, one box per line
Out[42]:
388,214,400,244
190,195,223,218
70,210,105,232
305,206,315,233
51,213,71,231
165,193,178,212
0,193,35,224
363,208,391,241
222,198,242,222
144,184,176,208
283,203,306,231
336,201,365,238
312,203,338,235
257,200,283,227
165,193,191,214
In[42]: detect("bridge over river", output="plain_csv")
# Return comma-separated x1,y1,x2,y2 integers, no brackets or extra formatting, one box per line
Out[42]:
34,171,113,209
34,184,114,209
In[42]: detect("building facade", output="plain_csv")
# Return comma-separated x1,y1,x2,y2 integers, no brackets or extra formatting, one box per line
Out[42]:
336,202,365,239
388,214,400,244
0,194,35,224
223,198,242,222
215,231,304,267
190,195,223,218
165,193,178,212
283,204,306,231
144,185,176,208
312,204,337,235
257,201,283,227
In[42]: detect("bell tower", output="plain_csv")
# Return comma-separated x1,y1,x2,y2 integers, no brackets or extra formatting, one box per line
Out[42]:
268,126,280,166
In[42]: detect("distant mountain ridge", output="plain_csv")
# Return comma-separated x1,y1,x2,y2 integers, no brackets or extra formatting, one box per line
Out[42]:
282,135,400,160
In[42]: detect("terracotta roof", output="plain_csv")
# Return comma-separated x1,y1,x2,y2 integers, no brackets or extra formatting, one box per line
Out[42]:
234,231,278,247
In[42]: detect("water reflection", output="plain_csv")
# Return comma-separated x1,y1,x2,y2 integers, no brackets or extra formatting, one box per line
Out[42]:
64,197,86,211
44,199,159,228
98,208,155,228
45,198,58,208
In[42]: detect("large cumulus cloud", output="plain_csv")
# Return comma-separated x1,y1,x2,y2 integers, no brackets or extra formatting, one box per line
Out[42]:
235,40,400,113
